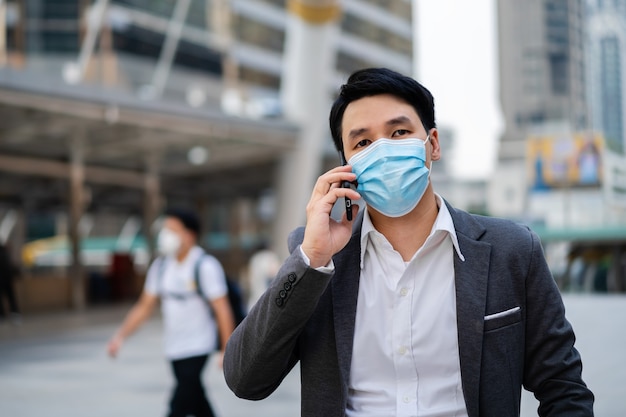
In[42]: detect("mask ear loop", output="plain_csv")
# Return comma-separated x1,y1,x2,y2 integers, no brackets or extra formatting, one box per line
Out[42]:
424,134,433,178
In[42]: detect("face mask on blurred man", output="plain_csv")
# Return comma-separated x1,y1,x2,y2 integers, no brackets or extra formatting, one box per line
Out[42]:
157,227,182,257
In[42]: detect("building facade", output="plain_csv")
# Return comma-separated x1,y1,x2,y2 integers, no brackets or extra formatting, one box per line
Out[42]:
0,0,417,310
586,0,626,209
491,0,587,217
492,0,626,292
3,0,413,103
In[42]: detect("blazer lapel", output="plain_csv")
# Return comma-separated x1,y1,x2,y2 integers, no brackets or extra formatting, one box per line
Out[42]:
448,203,491,417
332,220,363,389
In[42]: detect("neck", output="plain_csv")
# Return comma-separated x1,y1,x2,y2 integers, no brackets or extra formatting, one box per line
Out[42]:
176,245,193,262
368,188,439,261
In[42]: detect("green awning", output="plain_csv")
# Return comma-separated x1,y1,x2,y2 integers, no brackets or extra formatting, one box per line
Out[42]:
530,224,626,243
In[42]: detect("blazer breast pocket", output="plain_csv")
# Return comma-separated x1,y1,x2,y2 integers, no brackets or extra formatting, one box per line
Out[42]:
484,306,522,332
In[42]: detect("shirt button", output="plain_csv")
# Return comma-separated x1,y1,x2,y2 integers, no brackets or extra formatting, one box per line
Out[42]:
400,288,408,296
403,396,410,403
398,346,407,355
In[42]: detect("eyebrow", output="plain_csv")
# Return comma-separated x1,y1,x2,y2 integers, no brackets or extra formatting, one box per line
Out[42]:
347,115,414,141
386,115,413,126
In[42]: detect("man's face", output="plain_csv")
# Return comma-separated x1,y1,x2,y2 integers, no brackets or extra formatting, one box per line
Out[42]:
162,217,194,248
340,94,440,163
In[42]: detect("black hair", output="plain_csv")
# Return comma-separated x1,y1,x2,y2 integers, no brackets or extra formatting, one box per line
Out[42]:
329,67,436,152
164,207,201,236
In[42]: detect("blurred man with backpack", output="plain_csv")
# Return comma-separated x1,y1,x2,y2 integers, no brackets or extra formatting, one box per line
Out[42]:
107,207,236,417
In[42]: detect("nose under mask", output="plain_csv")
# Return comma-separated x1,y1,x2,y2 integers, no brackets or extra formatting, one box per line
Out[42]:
348,137,431,217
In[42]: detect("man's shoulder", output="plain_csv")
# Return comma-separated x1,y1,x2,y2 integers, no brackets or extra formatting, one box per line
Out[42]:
468,211,527,230
192,247,222,266
446,202,533,242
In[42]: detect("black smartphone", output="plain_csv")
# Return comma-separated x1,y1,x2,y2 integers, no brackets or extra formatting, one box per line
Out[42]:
339,151,353,221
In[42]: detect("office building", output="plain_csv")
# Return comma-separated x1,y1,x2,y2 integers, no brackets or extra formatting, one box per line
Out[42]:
491,0,626,292
586,0,626,209
491,0,587,217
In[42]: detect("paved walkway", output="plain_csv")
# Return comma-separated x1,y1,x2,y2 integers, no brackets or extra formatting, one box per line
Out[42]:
0,303,301,417
0,294,623,416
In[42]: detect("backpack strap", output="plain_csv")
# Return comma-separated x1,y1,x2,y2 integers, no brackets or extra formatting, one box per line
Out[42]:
194,253,220,328
156,254,203,301
193,254,205,299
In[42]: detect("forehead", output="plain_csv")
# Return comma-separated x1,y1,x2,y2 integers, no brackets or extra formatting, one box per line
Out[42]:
163,217,185,231
341,94,421,131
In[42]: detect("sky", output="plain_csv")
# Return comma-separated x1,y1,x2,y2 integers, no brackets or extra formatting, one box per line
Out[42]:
415,0,503,180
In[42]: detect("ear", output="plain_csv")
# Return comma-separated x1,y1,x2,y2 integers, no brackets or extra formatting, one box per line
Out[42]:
185,230,198,247
429,128,441,162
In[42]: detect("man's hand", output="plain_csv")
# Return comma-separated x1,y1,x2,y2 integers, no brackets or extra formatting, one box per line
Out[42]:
215,351,224,369
301,165,360,268
107,335,123,358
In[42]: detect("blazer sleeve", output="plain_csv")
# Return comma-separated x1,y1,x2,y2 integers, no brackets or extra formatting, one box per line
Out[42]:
223,229,333,400
522,229,594,416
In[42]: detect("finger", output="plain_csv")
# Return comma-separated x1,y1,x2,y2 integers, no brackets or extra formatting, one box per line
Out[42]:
316,165,355,186
327,164,354,174
310,187,360,214
311,170,357,199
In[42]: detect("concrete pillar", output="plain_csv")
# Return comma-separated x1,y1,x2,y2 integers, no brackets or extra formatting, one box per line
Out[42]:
411,0,419,78
608,245,625,292
273,0,341,259
211,0,238,88
142,153,161,263
0,0,6,68
69,131,87,310
98,17,117,86
229,198,246,275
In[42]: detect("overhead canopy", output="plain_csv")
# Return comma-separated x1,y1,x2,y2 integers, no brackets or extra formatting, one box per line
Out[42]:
0,68,299,210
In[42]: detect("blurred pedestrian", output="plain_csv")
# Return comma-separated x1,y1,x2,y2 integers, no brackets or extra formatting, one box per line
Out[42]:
108,207,235,417
224,68,594,416
0,242,20,325
246,241,281,310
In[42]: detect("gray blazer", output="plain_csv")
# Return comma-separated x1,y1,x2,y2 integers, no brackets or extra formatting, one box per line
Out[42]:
224,202,594,417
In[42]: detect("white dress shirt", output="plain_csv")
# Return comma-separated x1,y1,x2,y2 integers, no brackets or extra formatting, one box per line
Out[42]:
346,195,468,417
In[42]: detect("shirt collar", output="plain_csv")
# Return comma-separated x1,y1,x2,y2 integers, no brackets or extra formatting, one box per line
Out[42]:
166,245,204,265
432,194,465,262
359,193,465,268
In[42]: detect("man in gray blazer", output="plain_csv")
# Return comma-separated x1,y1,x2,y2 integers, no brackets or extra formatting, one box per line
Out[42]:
224,68,594,416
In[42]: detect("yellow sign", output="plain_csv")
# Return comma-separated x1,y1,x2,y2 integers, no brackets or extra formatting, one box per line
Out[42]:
527,132,604,190
287,0,342,24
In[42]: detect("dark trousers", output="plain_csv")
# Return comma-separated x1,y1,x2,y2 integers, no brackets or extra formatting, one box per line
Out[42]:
168,354,216,417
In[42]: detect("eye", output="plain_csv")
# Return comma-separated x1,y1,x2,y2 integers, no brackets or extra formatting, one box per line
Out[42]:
355,139,371,149
392,129,411,137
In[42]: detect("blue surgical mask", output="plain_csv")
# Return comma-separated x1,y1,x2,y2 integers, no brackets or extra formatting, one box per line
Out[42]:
348,137,430,217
